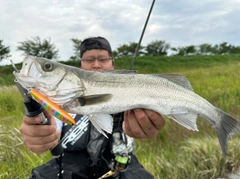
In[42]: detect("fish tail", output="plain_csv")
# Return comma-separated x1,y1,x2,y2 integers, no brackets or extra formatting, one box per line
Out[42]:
215,108,240,157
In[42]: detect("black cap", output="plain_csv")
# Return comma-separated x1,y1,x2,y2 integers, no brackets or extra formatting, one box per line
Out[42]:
80,36,112,57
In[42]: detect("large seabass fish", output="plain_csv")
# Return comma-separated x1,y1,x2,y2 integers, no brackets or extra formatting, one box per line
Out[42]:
14,56,240,156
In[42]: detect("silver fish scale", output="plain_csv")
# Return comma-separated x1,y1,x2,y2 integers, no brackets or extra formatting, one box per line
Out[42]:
14,56,240,156
71,73,218,126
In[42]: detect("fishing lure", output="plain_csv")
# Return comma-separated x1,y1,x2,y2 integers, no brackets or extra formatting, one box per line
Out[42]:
30,89,76,125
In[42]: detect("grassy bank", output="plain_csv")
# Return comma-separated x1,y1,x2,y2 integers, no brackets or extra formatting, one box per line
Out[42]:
1,54,240,178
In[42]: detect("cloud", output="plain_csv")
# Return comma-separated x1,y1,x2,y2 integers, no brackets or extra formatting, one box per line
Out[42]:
1,0,240,65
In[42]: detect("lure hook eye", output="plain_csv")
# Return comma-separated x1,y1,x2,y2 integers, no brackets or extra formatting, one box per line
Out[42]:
43,62,53,71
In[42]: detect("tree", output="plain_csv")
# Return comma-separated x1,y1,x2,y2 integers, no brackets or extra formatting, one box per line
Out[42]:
218,42,232,54
211,42,232,54
145,40,170,56
173,45,196,56
185,45,196,55
16,36,59,60
71,38,82,60
0,40,11,61
229,45,240,54
115,42,145,58
197,43,213,55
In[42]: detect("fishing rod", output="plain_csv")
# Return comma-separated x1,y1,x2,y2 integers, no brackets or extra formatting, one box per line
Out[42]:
129,0,156,70
99,2,157,178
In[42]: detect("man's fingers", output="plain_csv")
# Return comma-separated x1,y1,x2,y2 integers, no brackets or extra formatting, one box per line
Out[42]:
23,115,44,125
123,111,134,137
20,123,57,137
19,111,60,154
23,111,49,125
23,110,54,125
132,109,155,138
123,109,166,139
144,109,165,130
22,130,61,145
27,140,59,155
43,110,55,123
123,110,146,138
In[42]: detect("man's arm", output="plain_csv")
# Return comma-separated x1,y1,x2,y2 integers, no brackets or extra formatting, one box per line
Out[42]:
19,110,61,155
123,109,165,138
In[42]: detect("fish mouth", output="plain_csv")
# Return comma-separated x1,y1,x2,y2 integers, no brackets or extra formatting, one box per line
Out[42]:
28,61,41,78
19,56,41,78
13,57,42,90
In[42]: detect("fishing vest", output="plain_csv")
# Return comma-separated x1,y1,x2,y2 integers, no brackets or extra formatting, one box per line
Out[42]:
30,113,154,179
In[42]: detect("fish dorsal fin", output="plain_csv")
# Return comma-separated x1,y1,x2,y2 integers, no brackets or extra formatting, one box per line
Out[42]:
153,74,193,91
102,70,138,74
78,94,112,106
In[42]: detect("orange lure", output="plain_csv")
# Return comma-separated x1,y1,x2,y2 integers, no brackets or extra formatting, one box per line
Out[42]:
30,89,76,125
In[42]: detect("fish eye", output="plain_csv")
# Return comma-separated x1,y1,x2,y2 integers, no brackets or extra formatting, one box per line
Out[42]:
43,62,53,71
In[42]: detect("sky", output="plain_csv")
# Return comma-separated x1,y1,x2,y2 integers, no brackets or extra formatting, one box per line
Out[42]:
1,0,240,66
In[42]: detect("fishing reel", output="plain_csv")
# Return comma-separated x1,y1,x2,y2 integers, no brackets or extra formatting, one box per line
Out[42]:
114,154,130,171
99,131,134,178
111,131,133,171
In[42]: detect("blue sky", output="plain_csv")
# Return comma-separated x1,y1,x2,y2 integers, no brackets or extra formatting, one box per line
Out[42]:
1,0,240,65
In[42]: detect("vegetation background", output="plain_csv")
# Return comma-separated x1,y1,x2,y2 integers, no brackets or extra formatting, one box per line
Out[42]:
1,54,240,178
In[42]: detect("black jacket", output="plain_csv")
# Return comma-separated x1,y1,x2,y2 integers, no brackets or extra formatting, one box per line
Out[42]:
29,113,154,179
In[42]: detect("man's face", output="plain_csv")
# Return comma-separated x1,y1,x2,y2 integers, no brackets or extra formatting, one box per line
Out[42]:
80,49,114,71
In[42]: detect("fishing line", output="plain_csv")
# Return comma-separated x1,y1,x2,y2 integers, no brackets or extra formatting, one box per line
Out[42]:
129,0,156,70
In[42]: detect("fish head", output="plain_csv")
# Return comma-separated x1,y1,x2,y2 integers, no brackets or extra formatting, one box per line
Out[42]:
14,56,85,106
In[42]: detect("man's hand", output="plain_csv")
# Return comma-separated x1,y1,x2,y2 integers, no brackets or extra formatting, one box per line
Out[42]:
123,109,165,138
19,110,61,155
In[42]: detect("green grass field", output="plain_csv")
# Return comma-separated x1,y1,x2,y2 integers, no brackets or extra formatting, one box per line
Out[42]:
1,54,240,178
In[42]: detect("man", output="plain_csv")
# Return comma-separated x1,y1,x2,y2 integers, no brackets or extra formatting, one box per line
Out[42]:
20,36,165,178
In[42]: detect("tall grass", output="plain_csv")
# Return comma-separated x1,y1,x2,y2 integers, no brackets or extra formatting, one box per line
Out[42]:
0,87,52,179
133,56,240,178
1,55,240,178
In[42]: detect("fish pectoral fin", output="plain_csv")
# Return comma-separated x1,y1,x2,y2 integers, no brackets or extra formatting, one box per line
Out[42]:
88,114,113,138
78,94,112,106
168,112,199,131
